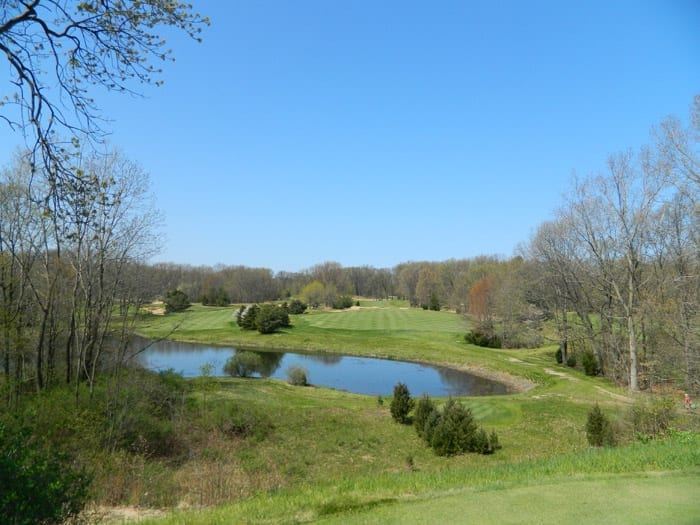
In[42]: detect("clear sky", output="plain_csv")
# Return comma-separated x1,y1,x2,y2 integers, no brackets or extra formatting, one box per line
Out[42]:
2,1,699,272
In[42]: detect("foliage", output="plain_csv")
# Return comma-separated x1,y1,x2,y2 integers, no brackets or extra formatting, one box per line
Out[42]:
332,295,354,309
224,351,264,378
464,329,502,349
489,429,501,451
256,304,291,334
236,304,260,330
430,292,441,311
213,405,274,441
0,423,91,525
103,368,190,457
413,394,437,439
416,397,500,456
586,404,616,447
582,351,598,376
566,353,577,368
390,382,415,424
164,288,191,313
422,407,442,445
428,398,479,456
288,299,308,315
555,346,563,364
301,281,326,308
468,275,495,323
629,396,676,441
200,287,230,306
286,366,309,386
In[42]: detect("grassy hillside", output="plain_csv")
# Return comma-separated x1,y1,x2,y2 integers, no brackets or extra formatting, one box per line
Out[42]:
128,304,700,524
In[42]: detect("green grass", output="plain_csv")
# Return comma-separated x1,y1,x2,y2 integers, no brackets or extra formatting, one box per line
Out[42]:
131,304,700,524
142,434,700,524
314,471,700,525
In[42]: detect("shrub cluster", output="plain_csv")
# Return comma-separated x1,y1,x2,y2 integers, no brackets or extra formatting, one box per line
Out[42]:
235,304,259,330
630,396,676,441
213,404,274,441
0,367,190,518
0,423,90,524
199,286,230,306
164,288,190,313
235,303,290,334
464,330,502,348
392,384,500,456
104,368,190,457
332,295,354,309
256,303,291,333
414,396,501,456
287,299,308,315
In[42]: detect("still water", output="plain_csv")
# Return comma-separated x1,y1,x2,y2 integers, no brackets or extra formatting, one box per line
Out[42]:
137,339,509,397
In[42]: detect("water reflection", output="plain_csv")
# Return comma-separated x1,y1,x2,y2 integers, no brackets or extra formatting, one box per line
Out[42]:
137,340,509,397
254,351,285,378
303,353,343,365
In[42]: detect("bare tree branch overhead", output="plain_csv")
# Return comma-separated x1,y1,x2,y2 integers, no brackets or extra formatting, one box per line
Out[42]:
0,0,208,190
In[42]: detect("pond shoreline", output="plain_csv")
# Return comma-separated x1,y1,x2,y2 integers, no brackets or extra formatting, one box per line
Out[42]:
133,334,536,395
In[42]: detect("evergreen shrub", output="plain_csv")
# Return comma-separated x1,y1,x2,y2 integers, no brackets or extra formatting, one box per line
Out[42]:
255,303,290,334
164,288,190,313
288,299,308,314
586,404,616,447
464,330,501,348
390,382,414,424
414,396,500,456
582,351,598,376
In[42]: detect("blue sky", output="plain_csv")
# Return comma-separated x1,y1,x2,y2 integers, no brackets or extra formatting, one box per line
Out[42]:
2,1,699,272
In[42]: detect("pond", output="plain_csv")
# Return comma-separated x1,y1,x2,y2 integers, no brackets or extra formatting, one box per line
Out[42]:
136,339,510,397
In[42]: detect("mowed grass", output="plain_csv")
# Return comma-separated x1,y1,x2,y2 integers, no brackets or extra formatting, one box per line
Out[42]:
305,307,464,333
137,304,466,340
313,471,700,525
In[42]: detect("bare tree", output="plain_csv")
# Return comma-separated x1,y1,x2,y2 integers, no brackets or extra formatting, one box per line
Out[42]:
0,158,41,401
1,1,208,192
565,150,672,391
527,217,601,366
60,149,161,397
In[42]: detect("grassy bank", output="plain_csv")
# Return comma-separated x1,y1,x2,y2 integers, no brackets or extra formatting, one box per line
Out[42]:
126,304,699,523
141,434,700,524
